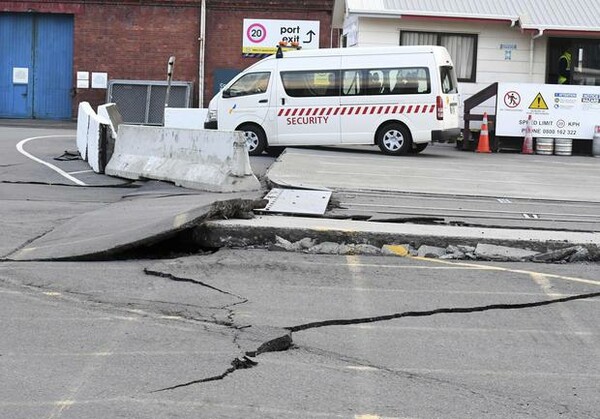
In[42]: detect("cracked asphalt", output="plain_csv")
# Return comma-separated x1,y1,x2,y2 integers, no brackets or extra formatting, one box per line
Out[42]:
1,125,600,418
2,251,600,418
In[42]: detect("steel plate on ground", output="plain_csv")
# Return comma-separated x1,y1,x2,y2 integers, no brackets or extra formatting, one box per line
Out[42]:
258,188,332,215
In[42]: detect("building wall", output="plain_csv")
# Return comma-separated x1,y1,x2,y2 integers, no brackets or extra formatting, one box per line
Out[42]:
354,17,548,104
1,1,335,117
74,2,200,111
2,1,201,116
204,0,336,107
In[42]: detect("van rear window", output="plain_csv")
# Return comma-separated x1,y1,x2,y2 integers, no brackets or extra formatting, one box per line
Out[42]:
440,66,458,94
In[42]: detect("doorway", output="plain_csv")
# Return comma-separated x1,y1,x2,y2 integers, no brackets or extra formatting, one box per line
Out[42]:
0,13,74,119
547,37,600,86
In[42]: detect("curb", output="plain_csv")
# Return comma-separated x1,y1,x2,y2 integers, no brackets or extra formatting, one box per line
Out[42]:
196,215,600,262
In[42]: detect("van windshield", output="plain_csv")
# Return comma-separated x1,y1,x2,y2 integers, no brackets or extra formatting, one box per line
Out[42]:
440,66,458,94
223,72,270,98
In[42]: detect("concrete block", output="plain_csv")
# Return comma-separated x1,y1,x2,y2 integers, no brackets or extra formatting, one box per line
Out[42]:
382,244,410,256
307,242,341,254
105,125,260,192
532,246,579,263
417,245,447,258
475,243,539,261
164,108,207,129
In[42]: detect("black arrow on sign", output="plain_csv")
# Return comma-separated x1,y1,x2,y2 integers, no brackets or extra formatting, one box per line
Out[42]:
304,30,316,43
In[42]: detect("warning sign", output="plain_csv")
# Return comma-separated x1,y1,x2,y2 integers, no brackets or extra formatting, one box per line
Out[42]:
496,83,600,140
529,92,548,110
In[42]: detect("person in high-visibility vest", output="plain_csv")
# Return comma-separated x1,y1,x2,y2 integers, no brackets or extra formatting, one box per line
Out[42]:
558,50,572,84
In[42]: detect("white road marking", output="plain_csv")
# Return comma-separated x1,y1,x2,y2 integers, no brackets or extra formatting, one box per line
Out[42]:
16,135,86,186
67,169,93,175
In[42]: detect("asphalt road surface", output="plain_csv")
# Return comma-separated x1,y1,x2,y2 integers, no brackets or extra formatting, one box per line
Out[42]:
1,251,599,418
1,124,599,418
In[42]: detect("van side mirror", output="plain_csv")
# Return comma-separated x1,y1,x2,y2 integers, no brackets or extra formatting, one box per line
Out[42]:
222,89,231,98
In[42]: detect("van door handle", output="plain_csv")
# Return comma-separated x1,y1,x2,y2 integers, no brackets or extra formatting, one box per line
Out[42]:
281,98,286,106
259,99,268,103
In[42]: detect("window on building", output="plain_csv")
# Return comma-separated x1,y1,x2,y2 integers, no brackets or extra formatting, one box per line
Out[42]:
281,70,339,97
548,37,600,85
400,31,478,83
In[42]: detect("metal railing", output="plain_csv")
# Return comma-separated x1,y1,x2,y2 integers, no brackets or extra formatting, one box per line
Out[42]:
462,82,497,150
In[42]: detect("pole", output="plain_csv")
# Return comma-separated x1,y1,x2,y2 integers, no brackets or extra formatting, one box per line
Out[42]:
165,56,176,107
164,56,175,126
198,0,206,107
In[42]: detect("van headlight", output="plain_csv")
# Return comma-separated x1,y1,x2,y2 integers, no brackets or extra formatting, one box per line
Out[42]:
206,109,218,122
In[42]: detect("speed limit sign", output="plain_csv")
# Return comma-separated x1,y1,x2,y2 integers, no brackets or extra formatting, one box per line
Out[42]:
242,18,320,56
246,23,267,43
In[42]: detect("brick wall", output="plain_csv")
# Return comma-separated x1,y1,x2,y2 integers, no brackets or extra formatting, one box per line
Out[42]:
1,0,335,117
74,3,200,112
204,1,335,106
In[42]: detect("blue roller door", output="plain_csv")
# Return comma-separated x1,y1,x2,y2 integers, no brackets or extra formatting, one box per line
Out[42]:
0,14,33,117
0,13,73,119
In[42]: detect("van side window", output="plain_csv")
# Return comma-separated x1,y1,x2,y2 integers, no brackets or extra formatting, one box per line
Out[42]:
341,67,431,96
281,70,339,97
343,70,363,95
390,68,431,95
440,66,458,94
223,72,270,98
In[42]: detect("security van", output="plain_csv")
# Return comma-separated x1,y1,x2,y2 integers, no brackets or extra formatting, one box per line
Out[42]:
205,46,460,156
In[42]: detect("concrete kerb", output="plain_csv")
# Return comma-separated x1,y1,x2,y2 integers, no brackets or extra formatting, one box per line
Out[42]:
196,216,600,262
105,125,260,193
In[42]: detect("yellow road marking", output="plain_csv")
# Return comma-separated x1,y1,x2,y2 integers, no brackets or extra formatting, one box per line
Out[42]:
406,255,600,287
173,213,189,228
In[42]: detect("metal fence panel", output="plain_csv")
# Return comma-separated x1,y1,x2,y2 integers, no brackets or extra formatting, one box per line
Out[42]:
107,80,193,125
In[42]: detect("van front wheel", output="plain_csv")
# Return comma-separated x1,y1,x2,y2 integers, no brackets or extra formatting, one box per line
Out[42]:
238,124,267,156
377,123,411,156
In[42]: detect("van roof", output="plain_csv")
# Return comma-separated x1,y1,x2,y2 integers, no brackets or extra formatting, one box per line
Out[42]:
241,46,453,73
275,45,448,59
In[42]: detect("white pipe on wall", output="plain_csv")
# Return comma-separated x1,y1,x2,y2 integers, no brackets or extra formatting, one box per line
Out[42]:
198,0,206,107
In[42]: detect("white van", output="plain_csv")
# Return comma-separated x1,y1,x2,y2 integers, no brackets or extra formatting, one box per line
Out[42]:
205,46,460,156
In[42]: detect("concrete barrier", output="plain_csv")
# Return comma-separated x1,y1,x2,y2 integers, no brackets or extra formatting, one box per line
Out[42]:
76,102,93,160
164,108,207,129
98,103,123,139
76,101,113,173
105,125,260,192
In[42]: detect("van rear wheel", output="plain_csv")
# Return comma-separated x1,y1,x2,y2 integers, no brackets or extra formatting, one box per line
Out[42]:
238,124,267,156
376,123,412,156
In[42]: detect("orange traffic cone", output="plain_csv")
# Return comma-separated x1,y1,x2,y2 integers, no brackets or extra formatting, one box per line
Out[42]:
476,112,491,153
522,114,534,154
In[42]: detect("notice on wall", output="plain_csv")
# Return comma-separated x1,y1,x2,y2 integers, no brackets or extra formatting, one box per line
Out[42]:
496,83,600,140
13,67,29,84
242,18,320,56
77,71,89,88
91,72,108,89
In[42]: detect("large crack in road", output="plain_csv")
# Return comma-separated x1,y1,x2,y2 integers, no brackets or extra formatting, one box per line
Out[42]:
147,264,600,392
